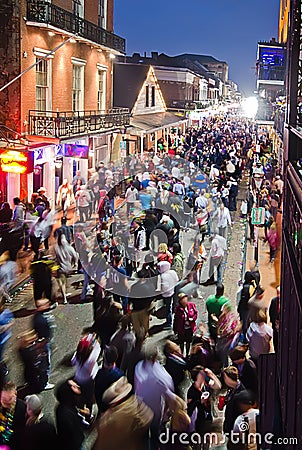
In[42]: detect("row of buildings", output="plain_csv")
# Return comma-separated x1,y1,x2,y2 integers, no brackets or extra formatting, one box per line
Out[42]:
0,0,239,205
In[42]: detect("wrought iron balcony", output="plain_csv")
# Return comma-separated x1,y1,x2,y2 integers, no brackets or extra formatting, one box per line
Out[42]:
26,0,125,53
28,108,131,139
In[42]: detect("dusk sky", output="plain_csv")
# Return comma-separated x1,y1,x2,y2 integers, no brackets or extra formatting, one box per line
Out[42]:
114,0,279,97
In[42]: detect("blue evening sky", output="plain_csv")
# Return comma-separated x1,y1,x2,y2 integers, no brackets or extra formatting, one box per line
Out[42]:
114,0,279,96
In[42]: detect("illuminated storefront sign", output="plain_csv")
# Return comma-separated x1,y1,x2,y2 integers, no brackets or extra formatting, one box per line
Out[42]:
0,149,34,174
63,144,89,159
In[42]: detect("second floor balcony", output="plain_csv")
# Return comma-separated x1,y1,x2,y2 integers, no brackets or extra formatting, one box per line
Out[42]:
28,108,131,140
26,0,125,54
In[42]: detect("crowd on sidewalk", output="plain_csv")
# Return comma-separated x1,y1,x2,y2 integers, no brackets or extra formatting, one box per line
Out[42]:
0,114,284,449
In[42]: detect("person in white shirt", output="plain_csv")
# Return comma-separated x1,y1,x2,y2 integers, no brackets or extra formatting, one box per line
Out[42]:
75,185,91,223
246,310,273,363
71,333,101,411
158,260,179,327
171,165,180,179
232,390,259,450
195,190,208,210
183,173,191,191
216,202,232,239
153,154,161,167
134,344,176,448
173,181,185,198
274,175,284,202
209,164,220,182
202,232,227,285
125,184,138,216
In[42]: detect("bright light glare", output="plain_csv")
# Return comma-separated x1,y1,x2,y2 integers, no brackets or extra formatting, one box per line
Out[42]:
242,97,258,118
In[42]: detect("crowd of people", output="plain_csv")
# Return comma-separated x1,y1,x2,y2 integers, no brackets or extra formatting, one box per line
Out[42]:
0,114,284,449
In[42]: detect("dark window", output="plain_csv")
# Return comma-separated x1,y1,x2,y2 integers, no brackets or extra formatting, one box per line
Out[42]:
151,86,155,107
145,85,149,107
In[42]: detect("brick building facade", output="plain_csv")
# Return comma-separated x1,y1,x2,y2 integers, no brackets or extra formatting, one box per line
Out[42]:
0,0,129,204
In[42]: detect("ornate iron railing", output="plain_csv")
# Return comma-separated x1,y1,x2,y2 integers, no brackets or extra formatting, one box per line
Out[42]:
28,108,131,138
26,1,126,53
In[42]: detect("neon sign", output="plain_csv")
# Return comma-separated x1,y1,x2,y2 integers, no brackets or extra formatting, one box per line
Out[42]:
0,149,33,174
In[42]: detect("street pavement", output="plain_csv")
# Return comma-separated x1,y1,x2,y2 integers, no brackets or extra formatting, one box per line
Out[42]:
4,179,251,449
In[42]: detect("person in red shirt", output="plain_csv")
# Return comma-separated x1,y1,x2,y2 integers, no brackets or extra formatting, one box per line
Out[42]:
173,293,198,356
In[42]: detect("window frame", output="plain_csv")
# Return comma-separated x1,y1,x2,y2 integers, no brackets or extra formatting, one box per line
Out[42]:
97,67,107,112
71,58,86,112
34,48,53,112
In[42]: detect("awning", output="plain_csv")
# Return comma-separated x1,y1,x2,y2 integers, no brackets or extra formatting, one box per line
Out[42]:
26,135,60,149
130,112,188,135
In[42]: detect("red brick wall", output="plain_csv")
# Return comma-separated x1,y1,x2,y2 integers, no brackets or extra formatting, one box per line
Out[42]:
84,1,98,25
1,0,116,134
107,0,114,33
0,0,21,131
52,0,73,13
20,26,113,133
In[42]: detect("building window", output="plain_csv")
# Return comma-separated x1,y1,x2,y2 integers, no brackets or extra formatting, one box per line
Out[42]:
145,85,149,107
151,86,155,107
73,0,84,18
98,0,107,28
72,64,84,112
36,58,49,111
97,69,106,111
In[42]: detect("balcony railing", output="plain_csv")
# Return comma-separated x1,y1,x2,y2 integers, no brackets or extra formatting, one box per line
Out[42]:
28,108,131,139
27,1,125,53
257,66,286,82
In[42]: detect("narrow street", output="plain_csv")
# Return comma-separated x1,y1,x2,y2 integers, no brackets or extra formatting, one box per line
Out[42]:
3,177,249,449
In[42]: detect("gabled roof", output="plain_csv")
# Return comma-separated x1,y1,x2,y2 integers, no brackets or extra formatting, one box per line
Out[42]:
176,53,227,64
113,63,150,110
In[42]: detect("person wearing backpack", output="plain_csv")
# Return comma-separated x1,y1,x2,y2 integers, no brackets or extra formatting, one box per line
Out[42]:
171,243,185,280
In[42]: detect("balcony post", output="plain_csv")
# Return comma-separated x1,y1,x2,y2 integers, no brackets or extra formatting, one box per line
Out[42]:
140,132,144,156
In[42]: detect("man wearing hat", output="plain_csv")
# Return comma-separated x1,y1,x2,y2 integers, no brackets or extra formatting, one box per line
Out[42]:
37,187,50,209
221,366,246,435
93,377,153,450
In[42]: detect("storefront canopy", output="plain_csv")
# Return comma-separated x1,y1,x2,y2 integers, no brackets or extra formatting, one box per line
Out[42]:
130,112,187,135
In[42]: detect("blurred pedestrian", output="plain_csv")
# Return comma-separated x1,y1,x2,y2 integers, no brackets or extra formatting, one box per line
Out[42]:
53,232,77,304
22,394,58,450
173,293,198,356
269,286,280,352
55,379,85,450
0,381,26,449
71,333,101,412
93,377,153,450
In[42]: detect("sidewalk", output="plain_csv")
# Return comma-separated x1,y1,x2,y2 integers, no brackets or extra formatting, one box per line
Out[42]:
245,210,281,308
